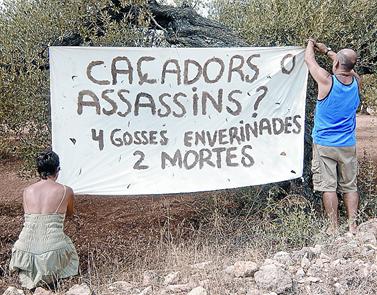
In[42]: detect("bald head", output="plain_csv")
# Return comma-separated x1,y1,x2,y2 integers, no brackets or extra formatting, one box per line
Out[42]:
336,49,357,71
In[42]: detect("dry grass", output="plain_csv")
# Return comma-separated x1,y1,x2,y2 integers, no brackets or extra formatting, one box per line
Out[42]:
1,155,376,294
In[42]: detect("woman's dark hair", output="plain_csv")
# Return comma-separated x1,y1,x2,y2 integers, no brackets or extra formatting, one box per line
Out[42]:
36,150,60,179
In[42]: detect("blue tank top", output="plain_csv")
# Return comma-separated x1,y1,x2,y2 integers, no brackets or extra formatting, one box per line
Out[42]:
312,75,360,147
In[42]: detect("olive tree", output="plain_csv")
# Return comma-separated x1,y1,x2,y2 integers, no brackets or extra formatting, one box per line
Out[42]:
0,0,147,172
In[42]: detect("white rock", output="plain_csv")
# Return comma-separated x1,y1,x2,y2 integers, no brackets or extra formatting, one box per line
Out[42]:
233,261,259,277
166,283,192,292
364,243,377,251
330,259,346,268
309,244,323,255
199,279,210,288
163,271,180,285
224,265,235,274
319,253,330,261
107,281,133,292
306,263,324,277
138,286,153,295
370,264,377,272
143,270,159,285
246,289,261,295
334,282,347,295
262,259,284,268
191,261,212,270
357,231,377,244
65,284,91,295
300,255,311,270
336,240,359,259
2,287,24,295
254,264,292,294
273,252,293,266
33,288,53,295
358,219,377,237
295,268,305,279
187,286,207,295
297,276,321,284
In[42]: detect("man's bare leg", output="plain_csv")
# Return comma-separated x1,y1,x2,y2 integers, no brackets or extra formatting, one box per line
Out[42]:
344,191,359,234
323,191,339,234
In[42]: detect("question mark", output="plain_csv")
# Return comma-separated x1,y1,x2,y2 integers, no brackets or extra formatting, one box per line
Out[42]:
252,86,268,118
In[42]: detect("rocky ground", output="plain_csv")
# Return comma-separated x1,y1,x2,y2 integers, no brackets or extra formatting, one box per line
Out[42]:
3,219,377,295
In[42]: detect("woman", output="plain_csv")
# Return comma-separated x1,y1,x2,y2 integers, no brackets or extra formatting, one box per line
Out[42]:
9,150,79,289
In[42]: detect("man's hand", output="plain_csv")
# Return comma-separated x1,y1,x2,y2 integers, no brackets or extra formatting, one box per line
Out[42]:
305,38,332,99
307,38,316,47
315,42,328,54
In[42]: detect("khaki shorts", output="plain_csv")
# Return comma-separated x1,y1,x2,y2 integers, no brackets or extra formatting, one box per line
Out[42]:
312,143,358,193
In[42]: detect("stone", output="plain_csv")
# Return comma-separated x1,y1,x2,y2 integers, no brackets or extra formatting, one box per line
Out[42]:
319,253,330,261
262,259,284,268
2,287,24,295
306,263,325,277
224,265,235,274
163,271,181,285
247,289,261,295
107,281,133,293
273,252,293,266
334,282,347,295
138,286,153,295
336,241,360,259
33,288,53,295
199,279,210,288
65,284,91,295
143,270,160,285
300,255,311,270
309,244,323,255
295,267,305,279
166,283,192,292
187,286,207,295
297,276,321,284
233,261,259,277
330,259,346,268
358,219,377,237
254,264,292,294
357,231,377,244
191,261,212,270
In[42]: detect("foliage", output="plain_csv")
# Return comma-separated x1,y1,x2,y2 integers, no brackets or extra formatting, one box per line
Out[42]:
0,0,148,172
210,0,377,74
360,74,377,113
356,153,377,221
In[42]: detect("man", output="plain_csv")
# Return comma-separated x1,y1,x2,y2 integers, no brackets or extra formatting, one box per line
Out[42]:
304,39,361,234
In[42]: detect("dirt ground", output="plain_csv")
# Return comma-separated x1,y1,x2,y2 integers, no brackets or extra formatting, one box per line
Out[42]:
0,115,376,291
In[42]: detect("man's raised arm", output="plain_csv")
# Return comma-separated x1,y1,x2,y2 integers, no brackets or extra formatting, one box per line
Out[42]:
304,39,332,100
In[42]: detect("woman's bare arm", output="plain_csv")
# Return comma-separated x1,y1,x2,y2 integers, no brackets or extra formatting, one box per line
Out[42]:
66,187,75,217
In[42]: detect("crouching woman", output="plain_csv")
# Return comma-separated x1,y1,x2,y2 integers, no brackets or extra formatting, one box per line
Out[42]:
9,150,79,289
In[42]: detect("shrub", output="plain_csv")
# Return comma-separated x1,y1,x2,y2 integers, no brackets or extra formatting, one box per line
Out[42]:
0,0,148,172
360,74,377,114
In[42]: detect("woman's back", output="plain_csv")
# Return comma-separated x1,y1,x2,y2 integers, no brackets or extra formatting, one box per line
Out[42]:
23,180,73,215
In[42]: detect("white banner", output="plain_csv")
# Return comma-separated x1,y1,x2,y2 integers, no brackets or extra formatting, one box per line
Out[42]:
50,46,308,195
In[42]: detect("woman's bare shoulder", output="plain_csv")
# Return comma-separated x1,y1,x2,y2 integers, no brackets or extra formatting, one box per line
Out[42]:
25,181,65,196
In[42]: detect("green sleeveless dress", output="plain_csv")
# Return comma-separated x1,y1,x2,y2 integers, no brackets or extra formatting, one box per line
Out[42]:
9,208,79,289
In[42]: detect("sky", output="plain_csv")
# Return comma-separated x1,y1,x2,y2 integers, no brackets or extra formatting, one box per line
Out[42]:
163,0,211,17
0,1,210,16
